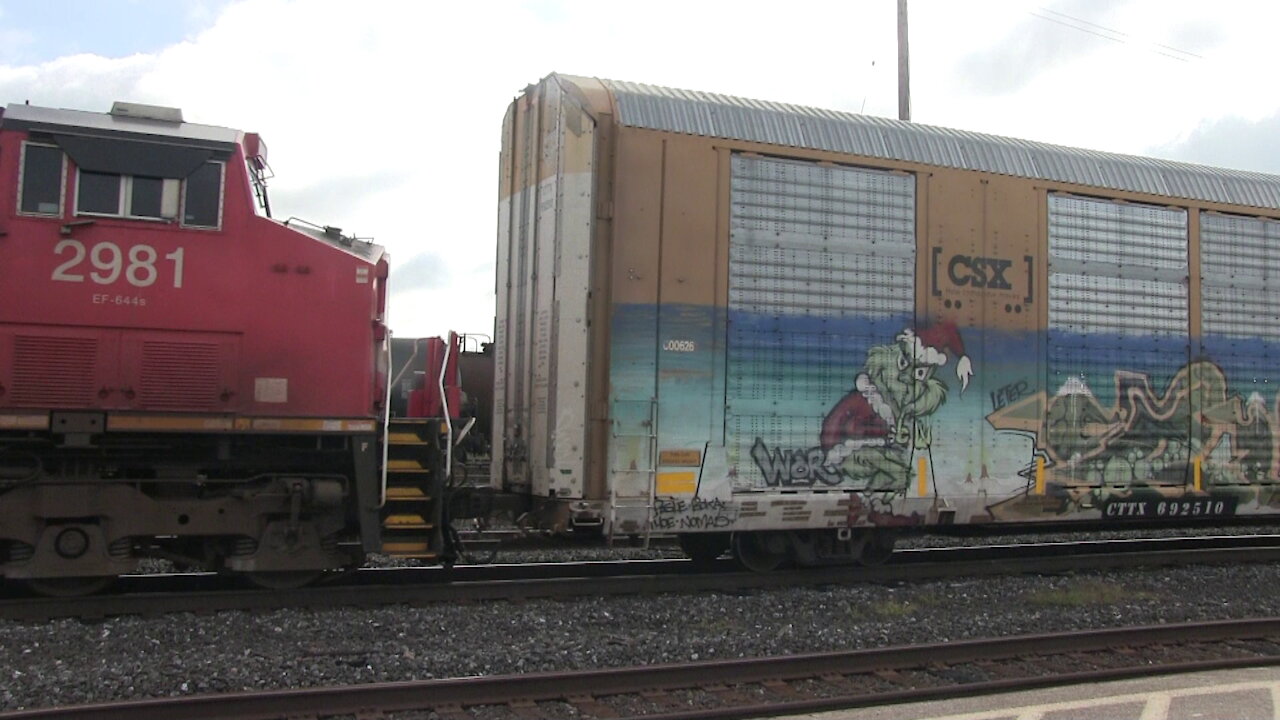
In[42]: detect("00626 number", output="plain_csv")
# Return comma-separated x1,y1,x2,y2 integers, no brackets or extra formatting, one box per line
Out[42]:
51,240,185,289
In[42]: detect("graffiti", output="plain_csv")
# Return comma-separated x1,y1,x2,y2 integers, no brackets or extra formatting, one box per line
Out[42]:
653,496,736,531
990,379,1030,411
947,254,1014,290
989,361,1275,490
746,323,971,491
750,438,843,487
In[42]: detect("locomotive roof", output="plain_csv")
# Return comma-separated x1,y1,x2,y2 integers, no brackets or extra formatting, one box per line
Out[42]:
1,103,240,151
579,75,1280,211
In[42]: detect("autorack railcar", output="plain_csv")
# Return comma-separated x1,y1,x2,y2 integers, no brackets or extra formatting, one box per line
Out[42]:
494,74,1280,570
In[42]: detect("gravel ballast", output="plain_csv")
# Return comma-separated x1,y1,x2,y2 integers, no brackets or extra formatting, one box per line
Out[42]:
3,531,1280,711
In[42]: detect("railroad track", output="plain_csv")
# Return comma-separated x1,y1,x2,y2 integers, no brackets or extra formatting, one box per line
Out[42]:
4,534,1280,621
6,617,1280,719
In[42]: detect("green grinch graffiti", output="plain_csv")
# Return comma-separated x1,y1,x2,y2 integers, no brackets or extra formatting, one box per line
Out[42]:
752,323,972,492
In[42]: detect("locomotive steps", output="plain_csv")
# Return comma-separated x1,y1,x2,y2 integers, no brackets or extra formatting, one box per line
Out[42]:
379,418,447,560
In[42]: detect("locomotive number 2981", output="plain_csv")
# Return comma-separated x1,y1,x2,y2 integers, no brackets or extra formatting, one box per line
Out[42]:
51,240,186,289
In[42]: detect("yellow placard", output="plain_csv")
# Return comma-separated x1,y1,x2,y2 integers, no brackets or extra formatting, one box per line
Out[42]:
656,471,697,494
658,449,702,466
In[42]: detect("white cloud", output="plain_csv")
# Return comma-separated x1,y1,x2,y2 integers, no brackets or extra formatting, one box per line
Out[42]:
1,0,1276,337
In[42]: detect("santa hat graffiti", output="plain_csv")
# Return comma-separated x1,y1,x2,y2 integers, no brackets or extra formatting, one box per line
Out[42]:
897,323,974,392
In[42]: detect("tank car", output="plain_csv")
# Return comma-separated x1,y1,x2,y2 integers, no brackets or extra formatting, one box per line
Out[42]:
495,74,1280,569
0,101,444,593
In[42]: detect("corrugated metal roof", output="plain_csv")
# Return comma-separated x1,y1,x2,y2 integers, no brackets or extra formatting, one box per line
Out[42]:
598,77,1280,210
2,103,240,149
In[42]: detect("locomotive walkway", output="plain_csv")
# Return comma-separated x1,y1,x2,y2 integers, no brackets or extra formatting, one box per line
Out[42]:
4,618,1280,719
4,534,1280,621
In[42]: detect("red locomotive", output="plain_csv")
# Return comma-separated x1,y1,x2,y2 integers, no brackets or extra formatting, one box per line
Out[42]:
0,101,452,593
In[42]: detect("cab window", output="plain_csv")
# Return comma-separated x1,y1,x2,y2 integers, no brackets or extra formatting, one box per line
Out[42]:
182,161,223,228
75,171,176,220
18,142,64,215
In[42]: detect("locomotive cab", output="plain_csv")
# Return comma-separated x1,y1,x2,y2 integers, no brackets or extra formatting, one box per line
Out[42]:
0,101,394,592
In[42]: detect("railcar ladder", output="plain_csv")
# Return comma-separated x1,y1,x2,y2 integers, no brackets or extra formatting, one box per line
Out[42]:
379,418,446,560
609,398,657,548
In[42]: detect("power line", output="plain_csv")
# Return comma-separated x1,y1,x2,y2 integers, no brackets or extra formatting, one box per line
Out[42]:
1029,7,1203,62
1039,7,1128,39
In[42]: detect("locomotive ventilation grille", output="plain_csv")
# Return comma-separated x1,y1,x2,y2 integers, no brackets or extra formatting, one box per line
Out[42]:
12,336,98,407
140,341,221,409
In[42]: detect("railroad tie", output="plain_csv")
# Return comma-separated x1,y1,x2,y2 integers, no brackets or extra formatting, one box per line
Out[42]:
432,704,469,720
568,694,619,718
508,698,550,719
761,679,798,697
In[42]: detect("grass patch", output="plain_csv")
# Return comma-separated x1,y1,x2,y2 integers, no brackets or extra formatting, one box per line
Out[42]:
868,599,916,617
1023,580,1153,607
907,590,945,608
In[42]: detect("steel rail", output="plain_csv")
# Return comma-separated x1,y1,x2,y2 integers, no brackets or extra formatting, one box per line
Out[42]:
4,534,1280,621
5,617,1280,719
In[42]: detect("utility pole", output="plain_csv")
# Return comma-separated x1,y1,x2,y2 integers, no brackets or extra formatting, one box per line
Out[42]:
897,0,911,121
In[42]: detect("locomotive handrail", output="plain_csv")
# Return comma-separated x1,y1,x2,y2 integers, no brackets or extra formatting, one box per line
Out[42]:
379,333,393,508
454,417,476,447
439,334,454,479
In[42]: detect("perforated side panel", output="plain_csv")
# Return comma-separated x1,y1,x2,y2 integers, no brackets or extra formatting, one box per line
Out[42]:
1200,213,1280,482
727,155,915,488
1201,213,1280,352
1047,195,1189,405
11,335,98,407
139,341,221,410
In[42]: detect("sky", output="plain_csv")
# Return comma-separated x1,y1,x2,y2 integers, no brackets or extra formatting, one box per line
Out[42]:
2,0,1279,338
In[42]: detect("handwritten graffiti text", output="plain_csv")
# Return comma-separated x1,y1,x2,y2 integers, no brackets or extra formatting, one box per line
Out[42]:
653,496,736,530
990,379,1030,411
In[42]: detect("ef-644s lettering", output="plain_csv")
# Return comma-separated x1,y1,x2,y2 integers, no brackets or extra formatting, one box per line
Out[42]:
51,240,185,289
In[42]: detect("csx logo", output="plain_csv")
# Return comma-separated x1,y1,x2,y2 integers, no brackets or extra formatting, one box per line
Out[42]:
947,254,1014,290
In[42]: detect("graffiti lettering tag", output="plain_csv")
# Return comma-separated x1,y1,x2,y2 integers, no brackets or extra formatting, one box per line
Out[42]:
750,438,843,487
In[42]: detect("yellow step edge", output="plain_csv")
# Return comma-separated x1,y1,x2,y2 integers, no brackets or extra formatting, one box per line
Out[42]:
385,487,431,501
388,432,428,444
382,541,437,555
387,459,429,471
383,514,433,530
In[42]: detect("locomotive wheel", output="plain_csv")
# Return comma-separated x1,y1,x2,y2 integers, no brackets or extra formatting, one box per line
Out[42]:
239,570,324,590
678,533,730,568
731,531,789,573
25,575,116,597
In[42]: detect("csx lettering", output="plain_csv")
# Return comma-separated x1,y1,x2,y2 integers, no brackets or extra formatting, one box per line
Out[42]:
947,254,1013,290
